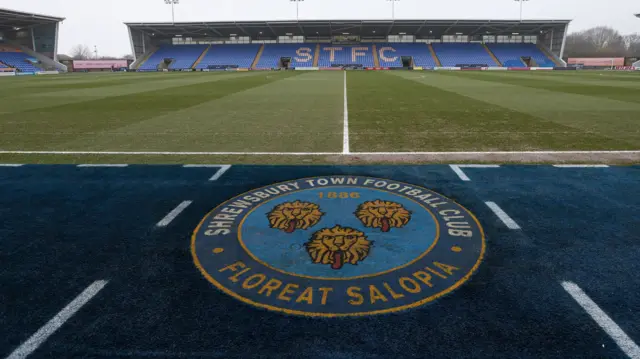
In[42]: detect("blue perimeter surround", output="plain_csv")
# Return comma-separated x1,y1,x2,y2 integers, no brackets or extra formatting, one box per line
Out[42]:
0,165,639,358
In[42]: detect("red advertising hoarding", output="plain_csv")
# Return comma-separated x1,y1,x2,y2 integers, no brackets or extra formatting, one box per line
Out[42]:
567,58,625,66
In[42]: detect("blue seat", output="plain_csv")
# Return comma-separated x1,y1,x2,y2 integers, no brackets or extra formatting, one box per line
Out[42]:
0,51,40,72
195,44,260,69
432,43,496,67
256,44,316,68
138,45,208,71
376,43,436,68
487,43,555,68
317,45,375,67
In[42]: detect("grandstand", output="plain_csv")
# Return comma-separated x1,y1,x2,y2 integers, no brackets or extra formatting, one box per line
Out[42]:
0,8,67,73
195,44,261,70
125,19,570,71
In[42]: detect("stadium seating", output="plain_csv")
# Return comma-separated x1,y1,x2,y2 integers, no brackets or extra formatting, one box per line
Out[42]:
0,50,40,72
432,43,496,67
195,44,261,69
138,44,207,71
255,44,316,68
133,42,558,71
376,43,436,68
317,45,375,67
487,43,555,67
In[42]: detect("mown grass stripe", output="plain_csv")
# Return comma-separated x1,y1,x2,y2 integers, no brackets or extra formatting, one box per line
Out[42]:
443,71,640,104
396,71,640,149
348,71,622,152
53,71,342,153
0,72,299,150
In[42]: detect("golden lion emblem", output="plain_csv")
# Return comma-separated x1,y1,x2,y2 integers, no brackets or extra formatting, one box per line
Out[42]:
355,200,412,232
304,225,372,270
267,201,324,233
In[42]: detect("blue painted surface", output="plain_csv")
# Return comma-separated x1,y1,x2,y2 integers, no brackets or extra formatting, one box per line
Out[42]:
241,186,437,278
0,164,639,358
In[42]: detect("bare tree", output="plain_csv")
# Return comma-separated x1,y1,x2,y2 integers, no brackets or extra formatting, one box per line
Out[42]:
70,44,91,60
122,54,134,60
623,34,640,55
564,27,631,58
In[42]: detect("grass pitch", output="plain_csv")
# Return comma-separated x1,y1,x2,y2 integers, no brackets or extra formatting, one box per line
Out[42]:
0,70,639,164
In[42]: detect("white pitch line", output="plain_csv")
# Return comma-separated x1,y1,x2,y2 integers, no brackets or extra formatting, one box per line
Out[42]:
0,164,24,167
561,281,640,359
210,165,231,181
485,201,521,230
77,164,128,168
450,164,500,181
5,280,108,359
343,71,350,154
0,151,340,156
553,164,610,168
1,150,638,156
457,164,501,168
353,151,640,155
183,164,226,168
449,165,470,181
156,200,192,227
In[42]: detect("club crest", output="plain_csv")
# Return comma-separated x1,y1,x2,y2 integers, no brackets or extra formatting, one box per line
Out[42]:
192,176,485,317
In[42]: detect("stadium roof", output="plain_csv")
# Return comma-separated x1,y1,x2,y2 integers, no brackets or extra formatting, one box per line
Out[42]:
125,19,571,39
0,8,64,30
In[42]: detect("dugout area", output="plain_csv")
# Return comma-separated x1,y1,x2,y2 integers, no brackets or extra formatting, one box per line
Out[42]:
1,164,639,358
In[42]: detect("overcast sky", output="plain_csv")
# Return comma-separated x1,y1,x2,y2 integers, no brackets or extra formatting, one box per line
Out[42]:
1,0,638,56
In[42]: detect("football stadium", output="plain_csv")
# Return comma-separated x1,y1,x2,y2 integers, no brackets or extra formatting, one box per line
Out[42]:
1,3,640,359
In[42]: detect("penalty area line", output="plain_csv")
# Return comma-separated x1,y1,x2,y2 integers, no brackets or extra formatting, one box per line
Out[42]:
5,280,108,359
561,281,640,358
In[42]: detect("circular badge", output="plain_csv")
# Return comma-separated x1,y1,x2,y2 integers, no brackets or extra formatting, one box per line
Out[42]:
192,176,485,317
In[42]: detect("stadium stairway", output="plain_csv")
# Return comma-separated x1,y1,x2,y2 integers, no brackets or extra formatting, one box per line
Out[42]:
428,44,442,67
376,43,434,68
0,48,41,73
537,44,562,66
372,44,380,67
254,44,316,69
131,47,158,70
313,44,320,67
195,44,260,70
487,43,555,68
482,44,502,66
251,44,265,69
169,45,209,70
432,43,496,67
192,45,211,69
